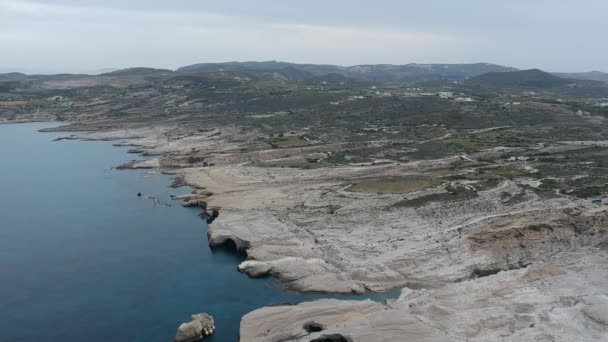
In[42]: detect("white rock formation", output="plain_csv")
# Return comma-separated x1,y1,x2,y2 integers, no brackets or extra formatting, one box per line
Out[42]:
174,313,215,342
241,251,608,341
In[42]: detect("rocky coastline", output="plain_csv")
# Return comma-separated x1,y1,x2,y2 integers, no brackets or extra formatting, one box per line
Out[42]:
42,124,608,342
5,63,608,341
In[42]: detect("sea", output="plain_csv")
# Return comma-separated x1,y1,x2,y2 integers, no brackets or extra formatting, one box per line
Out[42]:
0,122,398,342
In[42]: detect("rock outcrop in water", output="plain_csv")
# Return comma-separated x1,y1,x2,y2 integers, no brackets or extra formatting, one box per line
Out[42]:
241,251,608,341
174,313,215,342
116,158,161,170
203,208,219,224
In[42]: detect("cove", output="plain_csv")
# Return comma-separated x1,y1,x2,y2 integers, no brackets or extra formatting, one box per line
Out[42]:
0,123,399,342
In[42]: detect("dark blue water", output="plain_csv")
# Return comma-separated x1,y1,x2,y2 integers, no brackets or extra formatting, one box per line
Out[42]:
0,123,398,342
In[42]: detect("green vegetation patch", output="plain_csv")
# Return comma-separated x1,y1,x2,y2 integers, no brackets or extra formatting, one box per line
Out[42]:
451,130,542,149
404,130,541,161
405,141,468,160
446,168,513,191
501,189,529,205
266,134,308,148
486,165,530,179
391,185,478,208
347,176,442,194
252,157,332,169
528,146,608,198
568,185,608,198
324,150,379,165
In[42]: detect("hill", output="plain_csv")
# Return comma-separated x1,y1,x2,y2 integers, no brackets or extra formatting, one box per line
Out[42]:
177,61,341,75
466,69,574,88
0,72,28,82
463,69,608,96
342,63,516,83
101,67,174,76
552,71,608,83
177,61,516,84
303,73,364,86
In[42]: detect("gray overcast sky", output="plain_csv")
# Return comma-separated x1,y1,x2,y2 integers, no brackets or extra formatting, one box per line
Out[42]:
0,0,606,73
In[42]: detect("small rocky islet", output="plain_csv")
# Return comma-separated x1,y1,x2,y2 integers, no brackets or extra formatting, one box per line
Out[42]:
174,313,215,342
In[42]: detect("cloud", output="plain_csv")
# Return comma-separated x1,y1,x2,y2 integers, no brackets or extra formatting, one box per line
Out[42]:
1,0,605,72
0,0,81,15
269,23,450,48
0,0,468,72
0,28,37,43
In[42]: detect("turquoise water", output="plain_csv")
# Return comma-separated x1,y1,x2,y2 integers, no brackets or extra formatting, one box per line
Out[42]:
0,123,398,342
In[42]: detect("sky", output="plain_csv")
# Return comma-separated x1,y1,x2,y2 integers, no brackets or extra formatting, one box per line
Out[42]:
0,0,606,74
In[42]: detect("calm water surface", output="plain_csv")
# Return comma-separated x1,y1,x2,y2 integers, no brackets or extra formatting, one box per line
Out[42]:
0,123,397,342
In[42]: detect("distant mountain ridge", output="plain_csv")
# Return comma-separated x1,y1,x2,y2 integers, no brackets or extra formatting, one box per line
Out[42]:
0,72,28,82
5,62,608,87
176,61,342,75
552,71,608,83
176,61,517,84
466,69,571,88
101,67,174,76
463,69,608,97
340,63,518,83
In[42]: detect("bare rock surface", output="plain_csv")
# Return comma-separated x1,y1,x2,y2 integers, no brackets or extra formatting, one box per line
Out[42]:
174,313,215,342
241,251,608,341
178,162,606,294
53,126,608,342
117,158,161,169
177,158,608,341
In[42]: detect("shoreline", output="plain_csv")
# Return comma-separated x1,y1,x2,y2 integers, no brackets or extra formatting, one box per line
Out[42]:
52,122,406,299
29,120,608,341
4,60,608,341
27,121,406,326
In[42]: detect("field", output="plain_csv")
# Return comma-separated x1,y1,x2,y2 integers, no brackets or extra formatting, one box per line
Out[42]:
347,176,443,194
